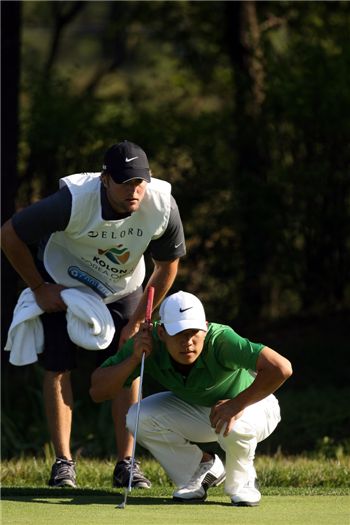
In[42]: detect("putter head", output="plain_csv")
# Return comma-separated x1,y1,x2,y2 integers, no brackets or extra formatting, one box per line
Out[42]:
116,487,128,509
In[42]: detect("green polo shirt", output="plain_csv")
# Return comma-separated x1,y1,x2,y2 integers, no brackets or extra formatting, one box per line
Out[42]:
100,322,265,407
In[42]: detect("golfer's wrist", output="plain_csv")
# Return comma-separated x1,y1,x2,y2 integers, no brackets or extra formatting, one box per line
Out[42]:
129,353,143,367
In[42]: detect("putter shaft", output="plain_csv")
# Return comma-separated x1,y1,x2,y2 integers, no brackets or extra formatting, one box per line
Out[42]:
116,287,153,509
116,353,146,509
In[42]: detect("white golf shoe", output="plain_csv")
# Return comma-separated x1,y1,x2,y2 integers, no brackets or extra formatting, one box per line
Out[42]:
231,477,261,507
173,454,226,502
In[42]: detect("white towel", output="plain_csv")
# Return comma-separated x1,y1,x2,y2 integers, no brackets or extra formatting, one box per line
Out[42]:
61,287,115,350
4,288,44,366
4,287,116,366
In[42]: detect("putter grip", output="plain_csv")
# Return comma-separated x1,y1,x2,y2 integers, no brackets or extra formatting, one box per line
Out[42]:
146,286,155,324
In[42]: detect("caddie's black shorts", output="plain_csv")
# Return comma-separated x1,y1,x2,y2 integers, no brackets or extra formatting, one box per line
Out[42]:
40,287,143,372
36,261,143,372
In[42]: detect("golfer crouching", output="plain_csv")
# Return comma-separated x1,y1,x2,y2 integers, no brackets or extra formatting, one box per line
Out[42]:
90,291,292,506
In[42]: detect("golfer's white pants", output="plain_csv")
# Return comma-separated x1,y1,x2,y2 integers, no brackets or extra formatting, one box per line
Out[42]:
126,391,281,496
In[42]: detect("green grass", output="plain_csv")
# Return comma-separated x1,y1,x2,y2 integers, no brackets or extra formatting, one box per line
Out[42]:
2,454,350,489
1,493,350,525
1,456,349,525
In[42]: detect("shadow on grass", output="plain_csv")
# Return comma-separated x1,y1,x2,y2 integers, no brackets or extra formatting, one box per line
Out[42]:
1,487,232,507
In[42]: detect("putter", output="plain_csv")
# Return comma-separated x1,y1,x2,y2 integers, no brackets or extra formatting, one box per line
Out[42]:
117,286,155,509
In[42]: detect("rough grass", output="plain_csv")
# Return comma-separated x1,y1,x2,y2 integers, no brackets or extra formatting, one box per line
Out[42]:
1,454,350,491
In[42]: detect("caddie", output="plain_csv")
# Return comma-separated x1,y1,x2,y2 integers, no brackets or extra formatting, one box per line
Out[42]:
90,291,292,506
1,140,186,489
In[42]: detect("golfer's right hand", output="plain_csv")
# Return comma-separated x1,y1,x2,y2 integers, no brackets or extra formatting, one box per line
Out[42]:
132,321,153,361
33,283,67,312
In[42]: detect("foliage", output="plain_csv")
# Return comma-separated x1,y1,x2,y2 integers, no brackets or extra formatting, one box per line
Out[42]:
2,1,350,460
13,0,350,325
259,388,350,456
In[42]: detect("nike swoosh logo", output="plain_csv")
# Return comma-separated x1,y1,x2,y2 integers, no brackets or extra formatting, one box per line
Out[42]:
125,156,139,162
179,307,193,313
175,242,183,249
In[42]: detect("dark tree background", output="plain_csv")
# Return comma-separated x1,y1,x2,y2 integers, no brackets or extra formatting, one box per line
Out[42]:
1,1,349,458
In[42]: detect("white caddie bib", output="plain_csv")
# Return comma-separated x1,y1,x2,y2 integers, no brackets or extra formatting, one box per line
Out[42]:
44,173,171,303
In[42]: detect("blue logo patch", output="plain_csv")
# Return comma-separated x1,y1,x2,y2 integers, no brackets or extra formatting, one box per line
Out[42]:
68,266,115,298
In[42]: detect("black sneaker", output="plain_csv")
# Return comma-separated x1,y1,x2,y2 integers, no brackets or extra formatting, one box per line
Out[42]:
113,457,152,489
48,457,77,488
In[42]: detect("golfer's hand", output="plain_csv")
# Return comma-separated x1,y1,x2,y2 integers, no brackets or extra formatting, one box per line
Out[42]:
33,283,67,312
132,321,153,362
210,399,244,437
118,321,141,350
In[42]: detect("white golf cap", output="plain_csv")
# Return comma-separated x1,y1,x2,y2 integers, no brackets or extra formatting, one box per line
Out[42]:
159,291,207,336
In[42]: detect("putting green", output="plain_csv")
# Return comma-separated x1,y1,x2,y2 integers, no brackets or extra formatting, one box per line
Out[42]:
1,494,349,525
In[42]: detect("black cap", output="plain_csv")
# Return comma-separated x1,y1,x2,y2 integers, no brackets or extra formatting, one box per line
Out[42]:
102,140,151,183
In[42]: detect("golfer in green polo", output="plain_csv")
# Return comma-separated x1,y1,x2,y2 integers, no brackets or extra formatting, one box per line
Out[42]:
90,291,292,507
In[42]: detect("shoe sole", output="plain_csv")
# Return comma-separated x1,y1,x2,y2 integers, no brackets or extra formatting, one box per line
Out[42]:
48,480,77,488
173,494,207,503
113,482,151,489
232,501,260,507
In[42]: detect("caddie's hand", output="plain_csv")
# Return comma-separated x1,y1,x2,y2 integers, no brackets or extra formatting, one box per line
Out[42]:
210,399,244,437
132,321,153,362
33,283,67,312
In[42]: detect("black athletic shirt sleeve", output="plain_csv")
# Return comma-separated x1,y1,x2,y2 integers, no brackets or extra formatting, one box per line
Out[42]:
148,195,186,261
11,186,72,244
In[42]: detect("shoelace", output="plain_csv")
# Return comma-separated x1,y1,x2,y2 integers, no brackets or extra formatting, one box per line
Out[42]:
122,459,141,472
55,460,75,478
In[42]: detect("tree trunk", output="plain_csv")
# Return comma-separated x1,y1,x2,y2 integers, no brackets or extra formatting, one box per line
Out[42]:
224,0,270,323
1,0,22,349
